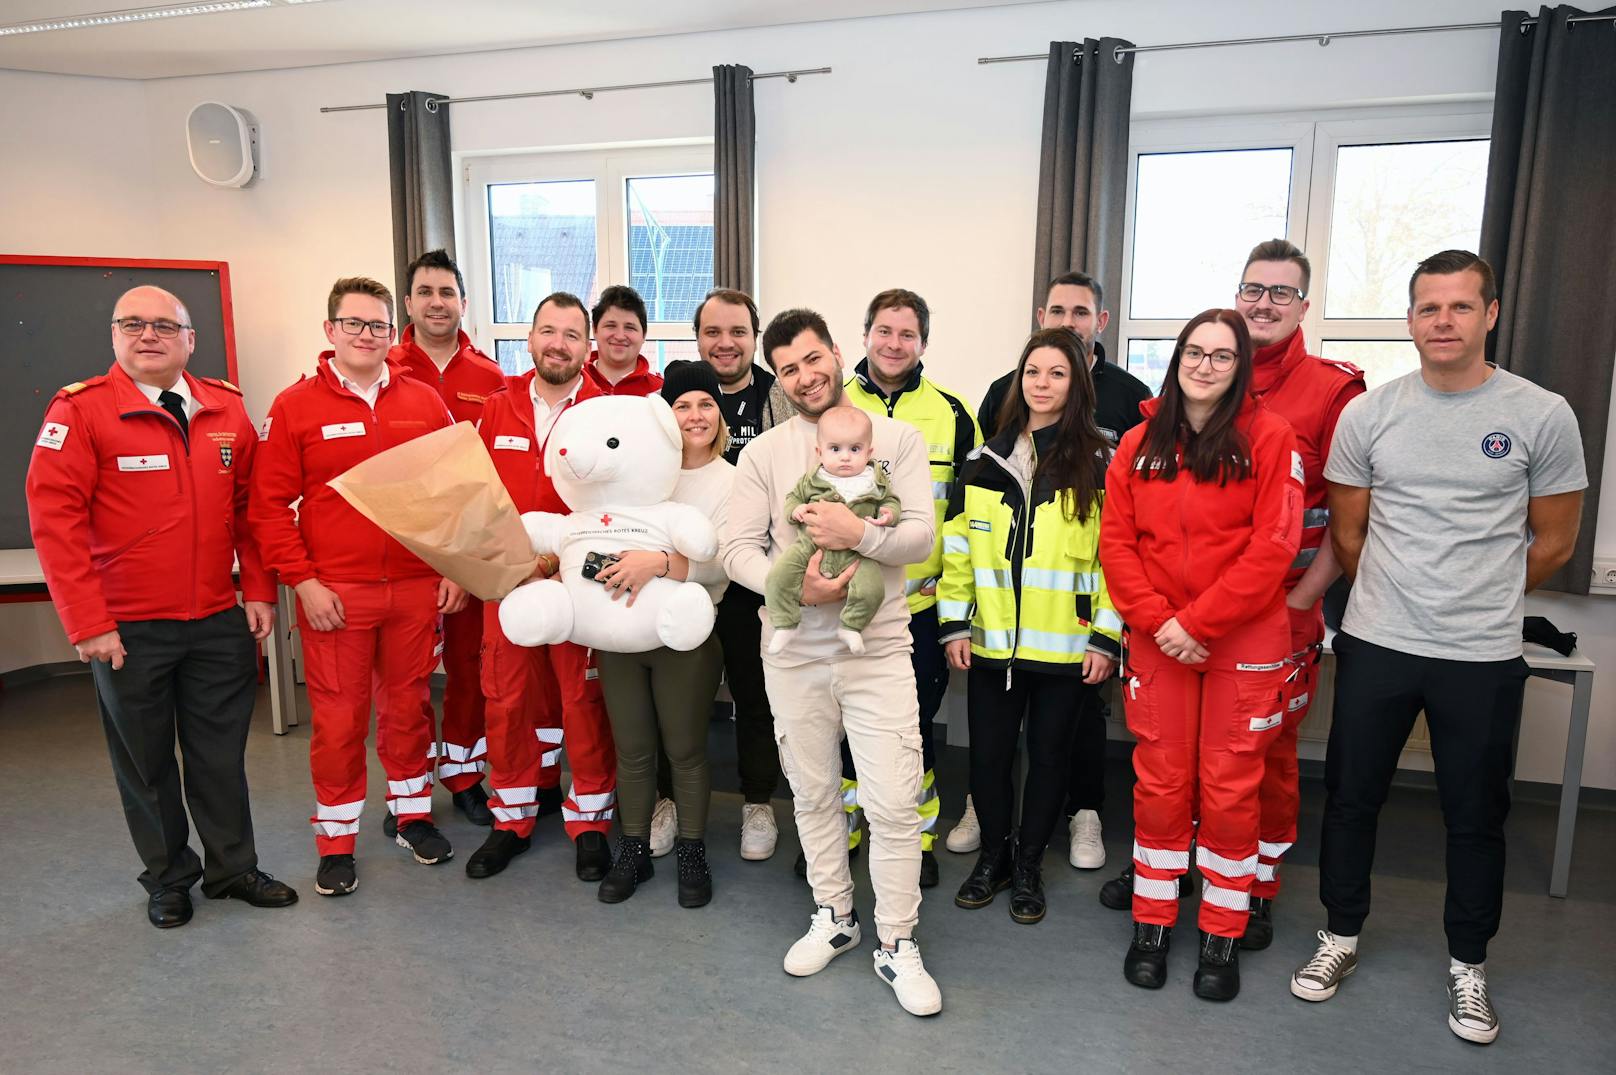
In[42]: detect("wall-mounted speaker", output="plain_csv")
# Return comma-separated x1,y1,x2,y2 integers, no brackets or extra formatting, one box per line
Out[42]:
186,101,258,189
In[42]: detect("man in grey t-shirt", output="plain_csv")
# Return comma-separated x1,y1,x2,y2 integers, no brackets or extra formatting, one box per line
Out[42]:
1289,251,1585,1047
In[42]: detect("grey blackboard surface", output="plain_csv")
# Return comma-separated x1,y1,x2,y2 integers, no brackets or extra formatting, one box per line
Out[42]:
1,258,235,549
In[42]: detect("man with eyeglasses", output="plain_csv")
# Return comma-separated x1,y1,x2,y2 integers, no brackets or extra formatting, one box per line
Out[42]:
250,276,466,898
27,286,298,928
1229,239,1365,948
389,249,511,831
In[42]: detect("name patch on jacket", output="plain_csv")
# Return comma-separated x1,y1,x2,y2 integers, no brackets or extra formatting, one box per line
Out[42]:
494,435,531,451
1291,451,1305,485
35,422,69,450
456,391,488,405
321,422,367,440
969,519,992,532
1236,660,1285,672
118,454,170,471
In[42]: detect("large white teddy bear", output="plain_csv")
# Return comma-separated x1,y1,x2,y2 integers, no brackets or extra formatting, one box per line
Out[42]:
497,393,718,653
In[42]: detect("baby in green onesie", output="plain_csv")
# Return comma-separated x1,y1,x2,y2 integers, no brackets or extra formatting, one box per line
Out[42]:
766,405,902,655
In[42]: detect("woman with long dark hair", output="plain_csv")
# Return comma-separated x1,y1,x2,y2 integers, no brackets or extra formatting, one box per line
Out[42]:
937,327,1122,924
1099,308,1302,1000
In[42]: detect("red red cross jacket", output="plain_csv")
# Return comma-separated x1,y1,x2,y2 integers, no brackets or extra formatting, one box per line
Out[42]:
26,363,274,644
389,325,505,425
1099,397,1303,644
249,354,453,587
478,369,603,513
1249,329,1366,589
581,352,662,397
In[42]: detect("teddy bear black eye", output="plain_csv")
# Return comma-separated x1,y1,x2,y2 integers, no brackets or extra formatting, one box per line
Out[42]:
606,437,620,449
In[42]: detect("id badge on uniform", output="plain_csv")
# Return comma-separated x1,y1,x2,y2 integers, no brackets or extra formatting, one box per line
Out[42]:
321,422,366,440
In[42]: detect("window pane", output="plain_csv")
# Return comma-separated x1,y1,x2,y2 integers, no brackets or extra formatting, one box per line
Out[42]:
1130,149,1292,320
1324,140,1489,319
495,338,529,376
643,339,700,375
1125,339,1175,396
488,179,598,324
627,175,715,324
1319,339,1418,390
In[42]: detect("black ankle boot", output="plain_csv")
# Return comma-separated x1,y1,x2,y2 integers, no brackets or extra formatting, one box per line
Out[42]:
1240,896,1273,951
674,837,712,908
1099,864,1195,910
954,837,1012,909
1124,921,1171,989
1193,930,1241,1001
597,835,653,903
1008,840,1046,924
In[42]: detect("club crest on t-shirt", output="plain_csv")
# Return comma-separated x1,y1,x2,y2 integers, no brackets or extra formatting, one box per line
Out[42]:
1481,431,1512,459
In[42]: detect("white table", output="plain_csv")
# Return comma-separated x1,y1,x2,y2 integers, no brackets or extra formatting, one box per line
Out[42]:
1322,632,1596,899
0,548,297,735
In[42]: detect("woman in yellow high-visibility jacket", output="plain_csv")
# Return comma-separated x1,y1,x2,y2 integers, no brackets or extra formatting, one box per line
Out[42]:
938,327,1122,924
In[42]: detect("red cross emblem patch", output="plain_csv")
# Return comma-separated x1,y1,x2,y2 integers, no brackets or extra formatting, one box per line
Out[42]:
600,513,613,526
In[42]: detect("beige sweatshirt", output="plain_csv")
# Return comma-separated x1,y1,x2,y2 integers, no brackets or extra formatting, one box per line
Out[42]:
672,457,734,604
721,413,935,667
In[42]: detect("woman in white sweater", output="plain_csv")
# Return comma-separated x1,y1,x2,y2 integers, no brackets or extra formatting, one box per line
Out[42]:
592,361,734,908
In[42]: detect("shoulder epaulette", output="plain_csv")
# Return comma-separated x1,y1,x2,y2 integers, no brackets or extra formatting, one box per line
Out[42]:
1311,356,1365,380
204,377,243,395
56,375,106,398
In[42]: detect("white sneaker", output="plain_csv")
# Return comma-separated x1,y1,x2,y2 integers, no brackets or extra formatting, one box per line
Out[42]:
873,938,943,1016
783,905,861,976
1448,964,1499,1044
649,798,677,858
740,802,778,861
1069,809,1105,869
945,795,981,853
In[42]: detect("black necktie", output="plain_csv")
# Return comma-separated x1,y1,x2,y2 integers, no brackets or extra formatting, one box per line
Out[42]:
158,389,189,443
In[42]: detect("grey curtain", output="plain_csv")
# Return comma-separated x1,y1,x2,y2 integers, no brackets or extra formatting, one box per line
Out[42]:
387,90,455,327
1031,39,1134,357
713,65,756,293
1479,6,1616,594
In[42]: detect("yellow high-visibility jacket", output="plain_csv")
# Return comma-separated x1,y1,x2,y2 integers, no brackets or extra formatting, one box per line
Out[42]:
937,427,1122,674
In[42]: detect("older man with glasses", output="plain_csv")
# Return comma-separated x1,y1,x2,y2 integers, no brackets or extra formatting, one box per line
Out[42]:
27,285,298,928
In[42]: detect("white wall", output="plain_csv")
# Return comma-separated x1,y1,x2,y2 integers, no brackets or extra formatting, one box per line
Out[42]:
5,0,1614,788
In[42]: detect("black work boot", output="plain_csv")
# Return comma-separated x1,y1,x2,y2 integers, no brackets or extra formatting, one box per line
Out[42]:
919,849,940,889
674,837,712,908
953,837,1013,909
1124,921,1171,989
1240,896,1274,951
1193,930,1241,1001
1099,864,1194,910
575,830,612,881
1008,839,1047,924
597,835,653,904
451,783,494,826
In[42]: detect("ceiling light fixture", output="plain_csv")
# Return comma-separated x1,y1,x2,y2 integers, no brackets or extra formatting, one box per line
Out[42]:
0,0,326,37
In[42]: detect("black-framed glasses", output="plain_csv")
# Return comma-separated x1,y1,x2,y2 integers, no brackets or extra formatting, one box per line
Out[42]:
112,317,190,338
1181,345,1238,372
332,317,395,338
1237,282,1305,305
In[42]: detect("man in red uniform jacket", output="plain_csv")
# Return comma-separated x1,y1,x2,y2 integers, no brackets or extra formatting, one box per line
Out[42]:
1233,240,1366,948
583,284,664,396
389,249,508,828
465,291,618,883
250,276,465,898
27,285,298,928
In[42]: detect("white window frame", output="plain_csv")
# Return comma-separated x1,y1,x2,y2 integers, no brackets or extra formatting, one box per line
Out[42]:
1117,104,1492,388
458,142,714,368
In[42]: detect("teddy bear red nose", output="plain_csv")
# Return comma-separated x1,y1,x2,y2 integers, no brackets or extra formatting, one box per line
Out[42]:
558,448,567,456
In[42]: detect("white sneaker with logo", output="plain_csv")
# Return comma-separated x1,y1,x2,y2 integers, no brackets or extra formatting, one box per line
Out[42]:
783,905,861,977
945,795,981,853
1069,809,1105,869
740,802,778,861
1448,964,1499,1044
649,798,677,858
873,938,943,1016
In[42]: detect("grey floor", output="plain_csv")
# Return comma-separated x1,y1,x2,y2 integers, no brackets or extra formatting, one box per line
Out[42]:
2,674,1613,1074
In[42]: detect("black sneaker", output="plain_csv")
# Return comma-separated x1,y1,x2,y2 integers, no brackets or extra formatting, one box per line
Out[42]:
1098,864,1193,910
1193,930,1240,1001
597,835,653,904
919,849,940,889
315,854,357,897
395,820,453,865
466,829,530,879
536,785,563,818
452,784,494,827
674,837,712,908
1240,896,1274,951
576,830,612,881
1124,922,1171,989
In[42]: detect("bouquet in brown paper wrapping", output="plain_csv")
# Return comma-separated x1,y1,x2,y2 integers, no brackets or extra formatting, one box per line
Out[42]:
327,422,538,600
